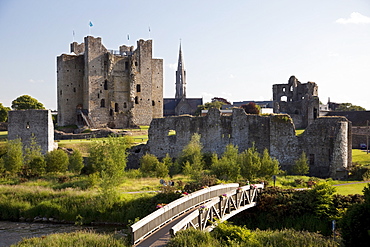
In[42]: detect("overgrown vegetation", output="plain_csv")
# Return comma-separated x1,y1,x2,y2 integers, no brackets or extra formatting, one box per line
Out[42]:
12,230,128,247
167,222,339,247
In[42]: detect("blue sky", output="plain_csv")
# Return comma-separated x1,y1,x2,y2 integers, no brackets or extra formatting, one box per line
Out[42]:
0,0,369,110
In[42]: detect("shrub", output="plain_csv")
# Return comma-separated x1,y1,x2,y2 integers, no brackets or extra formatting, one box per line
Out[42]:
68,149,84,174
45,149,69,173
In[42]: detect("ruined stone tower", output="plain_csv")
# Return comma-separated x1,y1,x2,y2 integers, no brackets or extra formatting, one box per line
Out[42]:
57,36,163,128
273,76,319,129
8,110,57,154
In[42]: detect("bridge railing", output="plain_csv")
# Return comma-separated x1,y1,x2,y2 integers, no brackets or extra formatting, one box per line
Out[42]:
170,184,264,236
130,183,239,245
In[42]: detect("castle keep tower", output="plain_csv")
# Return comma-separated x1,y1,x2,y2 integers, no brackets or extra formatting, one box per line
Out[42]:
57,36,163,128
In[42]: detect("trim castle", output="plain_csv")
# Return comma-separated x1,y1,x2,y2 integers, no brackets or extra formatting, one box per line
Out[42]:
57,36,163,128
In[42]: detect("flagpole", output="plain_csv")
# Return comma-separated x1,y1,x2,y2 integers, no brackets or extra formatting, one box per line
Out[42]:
148,26,151,39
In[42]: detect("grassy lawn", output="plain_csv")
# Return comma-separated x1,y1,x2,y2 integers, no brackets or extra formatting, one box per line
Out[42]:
352,149,370,165
334,182,370,195
0,131,7,141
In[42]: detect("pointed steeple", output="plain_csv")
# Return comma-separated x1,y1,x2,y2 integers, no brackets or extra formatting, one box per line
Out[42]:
175,41,186,99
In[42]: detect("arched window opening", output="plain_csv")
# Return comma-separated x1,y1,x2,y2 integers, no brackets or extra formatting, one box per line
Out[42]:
280,96,287,102
101,99,105,107
136,84,141,92
115,103,119,112
124,102,127,108
152,100,155,106
110,109,113,116
135,96,139,104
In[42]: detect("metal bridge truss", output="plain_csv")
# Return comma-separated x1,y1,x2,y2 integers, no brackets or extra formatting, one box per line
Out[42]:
170,184,263,236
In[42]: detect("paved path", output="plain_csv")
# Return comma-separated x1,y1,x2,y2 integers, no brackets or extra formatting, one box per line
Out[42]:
332,181,370,186
136,208,197,247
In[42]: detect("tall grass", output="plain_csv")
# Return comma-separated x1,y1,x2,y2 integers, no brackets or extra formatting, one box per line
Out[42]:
12,230,128,247
167,225,339,247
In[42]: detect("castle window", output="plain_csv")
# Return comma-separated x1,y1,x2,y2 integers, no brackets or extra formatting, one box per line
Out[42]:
104,80,108,90
124,102,127,108
26,122,30,129
135,96,139,104
60,90,62,95
135,61,138,66
73,87,76,92
152,100,155,106
101,99,105,107
110,109,113,116
125,61,129,70
280,96,287,102
282,88,285,92
136,84,141,92
115,103,119,112
98,93,100,98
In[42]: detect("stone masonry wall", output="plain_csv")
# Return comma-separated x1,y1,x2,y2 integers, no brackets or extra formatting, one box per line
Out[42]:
145,108,350,178
8,110,57,154
57,36,163,129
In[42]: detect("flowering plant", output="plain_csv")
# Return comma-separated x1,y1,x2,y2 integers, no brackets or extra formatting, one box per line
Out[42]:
156,203,166,208
199,205,208,213
181,192,189,197
201,186,208,189
237,187,243,192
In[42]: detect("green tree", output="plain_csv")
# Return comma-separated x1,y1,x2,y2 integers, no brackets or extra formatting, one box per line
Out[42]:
195,101,225,116
241,102,260,115
45,149,69,173
29,156,46,176
3,138,24,175
336,103,366,111
177,133,204,179
291,151,309,175
140,153,160,176
259,148,280,178
88,136,131,187
155,162,169,178
11,95,45,110
239,144,261,181
211,144,240,181
23,135,45,176
68,150,84,174
0,103,11,122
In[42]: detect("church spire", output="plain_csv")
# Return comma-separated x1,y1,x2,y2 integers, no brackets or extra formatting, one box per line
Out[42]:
175,41,186,99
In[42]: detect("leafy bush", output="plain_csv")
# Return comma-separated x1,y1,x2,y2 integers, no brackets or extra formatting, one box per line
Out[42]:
340,184,370,247
45,149,69,173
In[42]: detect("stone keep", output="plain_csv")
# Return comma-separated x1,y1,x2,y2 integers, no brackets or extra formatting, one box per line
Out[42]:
8,110,57,154
57,36,163,128
273,76,319,129
146,108,351,179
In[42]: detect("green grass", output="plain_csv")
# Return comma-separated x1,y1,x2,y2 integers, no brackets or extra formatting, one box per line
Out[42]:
12,230,128,247
334,182,370,195
295,129,305,136
0,131,7,141
352,149,370,165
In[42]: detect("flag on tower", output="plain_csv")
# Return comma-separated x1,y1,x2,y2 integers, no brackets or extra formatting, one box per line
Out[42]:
89,21,93,27
127,34,130,40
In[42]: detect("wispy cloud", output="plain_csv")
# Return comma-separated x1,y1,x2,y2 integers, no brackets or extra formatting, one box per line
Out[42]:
29,79,44,83
168,63,177,70
229,74,235,79
336,12,370,24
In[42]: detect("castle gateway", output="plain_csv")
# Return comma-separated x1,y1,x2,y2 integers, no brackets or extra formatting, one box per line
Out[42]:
57,36,163,128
